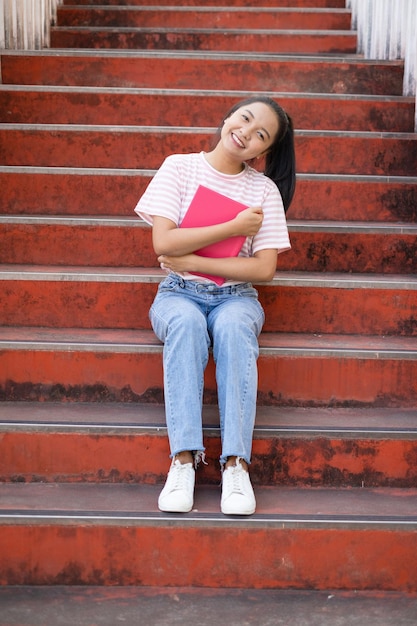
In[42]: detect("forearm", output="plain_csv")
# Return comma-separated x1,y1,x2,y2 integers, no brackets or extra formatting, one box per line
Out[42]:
159,249,278,283
194,256,275,283
153,221,240,257
152,208,263,257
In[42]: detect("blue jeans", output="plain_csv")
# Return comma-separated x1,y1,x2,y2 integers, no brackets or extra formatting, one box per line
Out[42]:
149,274,265,465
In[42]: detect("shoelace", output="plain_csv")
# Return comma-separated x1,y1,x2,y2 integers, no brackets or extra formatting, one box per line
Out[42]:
225,464,246,495
170,461,193,491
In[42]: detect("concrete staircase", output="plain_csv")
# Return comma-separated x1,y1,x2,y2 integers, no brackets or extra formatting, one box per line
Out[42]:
1,0,417,599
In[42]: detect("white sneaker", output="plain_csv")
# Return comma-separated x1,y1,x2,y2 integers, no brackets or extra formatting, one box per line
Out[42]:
158,459,195,513
221,458,256,515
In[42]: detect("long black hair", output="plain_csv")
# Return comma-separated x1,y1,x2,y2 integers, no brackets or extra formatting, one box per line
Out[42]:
220,96,296,213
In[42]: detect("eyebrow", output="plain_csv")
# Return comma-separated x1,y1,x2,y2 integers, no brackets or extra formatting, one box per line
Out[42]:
244,108,271,140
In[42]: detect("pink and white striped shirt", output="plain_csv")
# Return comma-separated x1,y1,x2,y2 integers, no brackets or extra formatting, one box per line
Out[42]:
134,152,291,283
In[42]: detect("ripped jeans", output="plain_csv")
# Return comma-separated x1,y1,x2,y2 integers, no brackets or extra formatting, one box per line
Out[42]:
149,274,265,465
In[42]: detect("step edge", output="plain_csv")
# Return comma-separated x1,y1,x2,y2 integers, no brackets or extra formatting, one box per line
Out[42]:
1,85,413,103
1,166,416,184
0,165,153,175
1,422,416,440
3,214,417,235
259,346,417,360
2,123,416,138
51,25,357,35
1,339,416,360
1,510,416,530
287,220,417,234
1,48,403,66
57,6,353,15
0,215,140,226
1,266,416,291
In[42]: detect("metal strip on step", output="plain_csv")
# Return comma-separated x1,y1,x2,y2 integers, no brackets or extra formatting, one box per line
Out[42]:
1,421,417,440
1,84,413,103
3,124,416,139
1,267,416,291
2,167,416,185
3,48,384,63
1,510,416,530
3,215,417,236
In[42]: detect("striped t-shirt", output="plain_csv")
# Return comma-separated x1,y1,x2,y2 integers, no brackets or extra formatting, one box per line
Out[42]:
134,152,291,283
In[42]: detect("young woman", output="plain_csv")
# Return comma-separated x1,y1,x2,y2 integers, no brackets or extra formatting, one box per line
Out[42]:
134,96,296,515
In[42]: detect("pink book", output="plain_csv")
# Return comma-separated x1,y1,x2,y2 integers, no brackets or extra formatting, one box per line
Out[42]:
180,185,247,285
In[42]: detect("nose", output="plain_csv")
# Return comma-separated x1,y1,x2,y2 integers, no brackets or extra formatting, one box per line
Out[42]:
240,126,251,140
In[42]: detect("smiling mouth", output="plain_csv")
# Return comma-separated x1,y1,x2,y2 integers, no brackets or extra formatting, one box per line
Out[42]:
231,132,245,148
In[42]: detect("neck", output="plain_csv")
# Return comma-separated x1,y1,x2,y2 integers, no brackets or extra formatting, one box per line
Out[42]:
204,147,245,175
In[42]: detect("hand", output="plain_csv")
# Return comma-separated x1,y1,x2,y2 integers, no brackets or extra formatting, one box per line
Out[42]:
233,206,263,236
158,254,197,273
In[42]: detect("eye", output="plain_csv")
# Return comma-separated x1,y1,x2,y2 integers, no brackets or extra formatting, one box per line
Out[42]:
241,114,249,122
257,131,265,141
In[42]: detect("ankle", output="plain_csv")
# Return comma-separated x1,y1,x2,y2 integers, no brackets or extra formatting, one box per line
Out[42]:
174,451,194,465
225,456,248,472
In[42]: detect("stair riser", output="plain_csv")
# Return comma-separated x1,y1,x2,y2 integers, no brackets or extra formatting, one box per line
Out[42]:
2,90,413,132
1,54,404,95
2,350,417,407
289,232,417,274
2,129,416,176
294,178,417,223
0,171,145,217
1,223,156,268
1,525,416,591
57,8,352,30
50,30,356,55
2,171,416,223
2,281,416,336
3,223,417,275
1,431,416,488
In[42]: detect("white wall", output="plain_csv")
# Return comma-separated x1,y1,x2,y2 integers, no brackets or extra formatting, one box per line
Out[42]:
347,0,417,130
0,0,62,50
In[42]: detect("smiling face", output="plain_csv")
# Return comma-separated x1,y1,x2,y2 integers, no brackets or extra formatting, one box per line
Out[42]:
221,101,280,162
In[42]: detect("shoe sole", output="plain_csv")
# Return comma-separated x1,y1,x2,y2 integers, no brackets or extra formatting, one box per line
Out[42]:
158,501,193,513
221,506,256,516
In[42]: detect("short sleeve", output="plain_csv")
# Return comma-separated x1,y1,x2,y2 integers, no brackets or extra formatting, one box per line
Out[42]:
251,182,291,255
134,155,183,226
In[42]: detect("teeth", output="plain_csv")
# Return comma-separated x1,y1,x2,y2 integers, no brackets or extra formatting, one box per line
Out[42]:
232,133,244,148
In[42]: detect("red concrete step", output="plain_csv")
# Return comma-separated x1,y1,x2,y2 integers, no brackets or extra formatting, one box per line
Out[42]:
1,587,416,626
2,124,416,176
1,86,414,133
1,327,416,406
1,167,416,223
2,216,417,275
1,267,416,336
293,174,417,222
1,402,416,488
0,482,416,590
56,6,352,31
0,166,150,217
0,50,404,95
50,27,357,55
288,221,417,274
63,0,348,9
